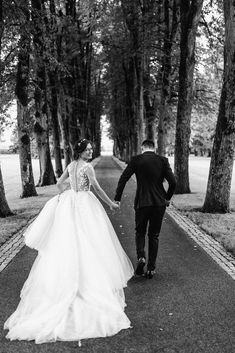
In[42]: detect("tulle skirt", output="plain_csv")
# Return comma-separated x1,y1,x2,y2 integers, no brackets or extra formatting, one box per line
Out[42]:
4,189,134,344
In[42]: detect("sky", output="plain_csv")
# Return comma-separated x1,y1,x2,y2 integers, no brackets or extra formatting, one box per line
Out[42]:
100,115,113,155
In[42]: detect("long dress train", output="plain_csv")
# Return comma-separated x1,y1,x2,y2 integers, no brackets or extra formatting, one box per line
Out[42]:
4,161,134,344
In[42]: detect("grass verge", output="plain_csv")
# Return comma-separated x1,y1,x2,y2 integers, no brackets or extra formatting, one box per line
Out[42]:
172,193,235,257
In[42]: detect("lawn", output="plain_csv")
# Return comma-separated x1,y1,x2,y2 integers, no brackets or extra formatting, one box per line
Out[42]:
0,154,59,246
168,156,235,256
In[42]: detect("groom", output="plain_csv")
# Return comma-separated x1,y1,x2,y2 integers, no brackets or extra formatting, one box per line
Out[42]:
114,140,176,279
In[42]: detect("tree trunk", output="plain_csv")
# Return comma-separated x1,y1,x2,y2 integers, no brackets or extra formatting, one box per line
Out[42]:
144,88,156,141
0,0,13,216
58,85,71,167
122,0,146,153
89,74,102,157
0,167,13,217
48,72,63,178
123,59,138,158
64,65,79,149
54,3,71,166
16,1,37,198
78,39,93,141
34,118,56,186
158,0,179,156
17,102,38,197
202,0,235,213
46,0,63,177
136,56,146,146
32,0,56,186
174,0,204,193
63,2,80,150
0,0,3,46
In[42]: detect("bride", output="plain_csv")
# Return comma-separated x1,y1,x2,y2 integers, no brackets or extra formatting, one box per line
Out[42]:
4,139,134,344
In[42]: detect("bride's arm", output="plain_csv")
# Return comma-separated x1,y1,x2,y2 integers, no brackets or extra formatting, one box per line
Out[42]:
86,164,119,210
56,167,69,193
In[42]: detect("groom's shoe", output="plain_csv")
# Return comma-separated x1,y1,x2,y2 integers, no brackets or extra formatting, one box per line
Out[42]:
135,257,146,276
145,270,156,279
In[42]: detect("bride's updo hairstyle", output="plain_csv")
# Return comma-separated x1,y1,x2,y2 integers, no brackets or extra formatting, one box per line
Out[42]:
73,139,92,160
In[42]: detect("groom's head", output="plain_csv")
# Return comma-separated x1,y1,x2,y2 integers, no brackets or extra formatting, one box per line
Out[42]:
141,140,155,153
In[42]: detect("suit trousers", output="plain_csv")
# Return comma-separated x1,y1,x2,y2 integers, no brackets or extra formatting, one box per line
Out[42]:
135,205,166,270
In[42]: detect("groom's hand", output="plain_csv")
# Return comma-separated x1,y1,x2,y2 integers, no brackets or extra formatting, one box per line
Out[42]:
114,201,121,208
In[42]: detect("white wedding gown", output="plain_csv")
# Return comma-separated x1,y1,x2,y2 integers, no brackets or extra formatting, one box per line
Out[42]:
4,161,134,344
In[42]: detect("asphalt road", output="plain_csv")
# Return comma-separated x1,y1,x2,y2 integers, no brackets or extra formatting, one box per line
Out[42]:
0,156,235,353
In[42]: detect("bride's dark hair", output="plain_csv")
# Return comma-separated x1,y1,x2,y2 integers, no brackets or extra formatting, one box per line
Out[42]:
73,139,92,160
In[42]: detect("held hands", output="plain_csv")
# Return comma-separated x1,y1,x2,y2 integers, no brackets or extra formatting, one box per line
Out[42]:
109,201,120,211
165,200,170,207
57,192,62,202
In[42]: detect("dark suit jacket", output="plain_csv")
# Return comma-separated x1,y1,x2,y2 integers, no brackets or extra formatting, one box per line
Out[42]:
114,151,176,209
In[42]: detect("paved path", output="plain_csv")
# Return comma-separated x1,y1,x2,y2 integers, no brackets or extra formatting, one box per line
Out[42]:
0,157,235,353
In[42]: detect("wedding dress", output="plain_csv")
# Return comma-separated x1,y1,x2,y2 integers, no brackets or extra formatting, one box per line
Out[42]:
4,161,134,344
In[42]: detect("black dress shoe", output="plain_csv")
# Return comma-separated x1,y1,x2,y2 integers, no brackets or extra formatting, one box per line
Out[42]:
145,270,156,279
135,257,146,276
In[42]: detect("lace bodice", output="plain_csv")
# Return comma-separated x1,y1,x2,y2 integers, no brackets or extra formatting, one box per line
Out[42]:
68,161,90,192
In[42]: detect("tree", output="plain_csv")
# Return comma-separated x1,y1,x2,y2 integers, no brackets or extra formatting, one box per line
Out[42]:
121,0,146,153
54,0,100,160
203,0,235,213
174,0,204,193
16,0,37,198
31,0,56,186
104,0,162,160
0,166,13,217
55,7,71,167
100,1,131,160
157,0,180,156
46,0,63,177
0,0,13,216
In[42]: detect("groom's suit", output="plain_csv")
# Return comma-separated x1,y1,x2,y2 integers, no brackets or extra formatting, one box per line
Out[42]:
115,151,176,271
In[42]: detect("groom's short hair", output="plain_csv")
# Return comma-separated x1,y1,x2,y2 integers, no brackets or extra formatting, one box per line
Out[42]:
141,140,155,149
